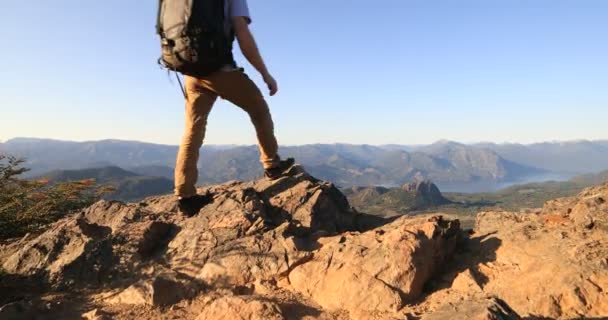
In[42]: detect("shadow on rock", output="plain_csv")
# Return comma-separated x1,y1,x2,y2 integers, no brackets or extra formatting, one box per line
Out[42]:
423,230,502,295
0,294,94,320
259,296,324,320
355,211,401,232
0,273,44,306
137,222,181,260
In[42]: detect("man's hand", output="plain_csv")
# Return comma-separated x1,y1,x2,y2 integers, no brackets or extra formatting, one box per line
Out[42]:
233,17,278,96
263,73,278,96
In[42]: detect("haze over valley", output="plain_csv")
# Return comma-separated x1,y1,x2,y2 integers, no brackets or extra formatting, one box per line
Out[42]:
3,137,608,194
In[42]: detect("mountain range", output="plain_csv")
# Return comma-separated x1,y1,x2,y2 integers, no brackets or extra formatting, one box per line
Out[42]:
2,137,608,192
474,140,608,173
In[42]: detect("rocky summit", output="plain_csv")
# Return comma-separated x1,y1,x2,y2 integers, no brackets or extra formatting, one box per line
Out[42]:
0,166,607,319
401,180,451,207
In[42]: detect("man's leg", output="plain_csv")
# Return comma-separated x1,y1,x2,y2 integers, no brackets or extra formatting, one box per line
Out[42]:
174,76,218,197
199,70,280,169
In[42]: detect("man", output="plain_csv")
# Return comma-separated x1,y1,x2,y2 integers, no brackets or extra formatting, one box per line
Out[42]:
174,0,294,216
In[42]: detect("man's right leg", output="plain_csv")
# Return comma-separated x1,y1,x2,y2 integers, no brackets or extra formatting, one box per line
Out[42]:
197,70,281,170
174,76,218,198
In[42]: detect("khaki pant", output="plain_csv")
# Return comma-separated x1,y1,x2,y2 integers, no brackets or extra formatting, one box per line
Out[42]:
174,70,280,197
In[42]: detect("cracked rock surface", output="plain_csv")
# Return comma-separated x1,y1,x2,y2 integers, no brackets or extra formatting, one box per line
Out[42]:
1,167,607,319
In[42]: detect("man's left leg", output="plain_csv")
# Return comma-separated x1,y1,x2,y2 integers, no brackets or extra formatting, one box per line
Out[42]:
174,76,218,216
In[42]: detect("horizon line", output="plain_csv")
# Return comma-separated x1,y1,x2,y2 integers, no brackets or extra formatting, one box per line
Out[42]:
2,136,608,148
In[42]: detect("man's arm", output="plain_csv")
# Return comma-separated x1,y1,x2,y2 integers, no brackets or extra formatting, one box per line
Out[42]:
232,16,278,96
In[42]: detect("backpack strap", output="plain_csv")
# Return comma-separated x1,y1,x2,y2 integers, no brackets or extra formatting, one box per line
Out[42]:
175,72,187,100
156,0,164,36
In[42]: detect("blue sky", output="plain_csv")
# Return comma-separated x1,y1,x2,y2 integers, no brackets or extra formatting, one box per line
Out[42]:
1,0,607,145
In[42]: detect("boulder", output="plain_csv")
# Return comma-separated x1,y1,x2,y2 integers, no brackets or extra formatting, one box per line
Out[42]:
108,273,198,306
82,308,111,320
421,297,521,320
465,183,608,318
1,217,113,288
196,296,285,320
288,216,460,315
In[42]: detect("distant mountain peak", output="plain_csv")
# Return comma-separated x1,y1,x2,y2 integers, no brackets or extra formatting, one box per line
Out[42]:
5,137,77,144
401,180,451,206
430,139,463,146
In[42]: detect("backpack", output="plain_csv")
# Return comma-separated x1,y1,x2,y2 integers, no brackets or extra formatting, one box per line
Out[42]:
156,0,235,77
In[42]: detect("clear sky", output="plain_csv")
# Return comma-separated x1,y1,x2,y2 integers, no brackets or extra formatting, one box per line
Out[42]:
1,1,607,145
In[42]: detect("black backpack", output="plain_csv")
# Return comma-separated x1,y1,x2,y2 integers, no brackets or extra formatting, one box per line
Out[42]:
156,0,235,77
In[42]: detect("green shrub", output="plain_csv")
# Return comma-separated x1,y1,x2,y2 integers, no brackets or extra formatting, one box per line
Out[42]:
0,155,112,240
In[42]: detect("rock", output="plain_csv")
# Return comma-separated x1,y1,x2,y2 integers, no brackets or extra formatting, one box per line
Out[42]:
0,166,466,319
108,273,198,306
194,226,313,288
1,217,113,288
542,182,608,231
468,183,608,318
421,297,521,320
136,221,174,259
196,296,285,320
249,165,358,234
81,200,142,232
288,215,460,316
82,308,111,320
2,166,359,290
163,167,359,284
2,168,607,319
383,183,608,320
450,269,483,293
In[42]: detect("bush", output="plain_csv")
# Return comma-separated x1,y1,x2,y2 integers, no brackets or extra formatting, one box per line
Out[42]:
0,155,111,240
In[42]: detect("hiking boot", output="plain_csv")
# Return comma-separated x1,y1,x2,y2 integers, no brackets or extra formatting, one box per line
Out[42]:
264,157,295,180
178,192,214,217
